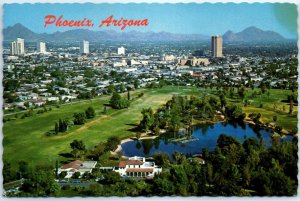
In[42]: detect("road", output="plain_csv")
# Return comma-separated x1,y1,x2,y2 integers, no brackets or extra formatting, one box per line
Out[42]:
58,181,98,187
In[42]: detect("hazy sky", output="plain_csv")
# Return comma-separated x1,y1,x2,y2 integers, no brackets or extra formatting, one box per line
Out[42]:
3,3,298,39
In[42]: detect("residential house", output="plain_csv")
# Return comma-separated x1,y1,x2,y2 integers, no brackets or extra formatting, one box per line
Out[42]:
57,160,97,178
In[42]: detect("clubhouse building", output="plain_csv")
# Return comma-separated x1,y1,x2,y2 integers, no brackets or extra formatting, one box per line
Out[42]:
113,156,162,178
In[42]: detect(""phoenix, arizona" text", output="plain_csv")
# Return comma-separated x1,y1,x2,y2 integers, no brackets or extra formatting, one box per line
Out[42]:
44,15,149,30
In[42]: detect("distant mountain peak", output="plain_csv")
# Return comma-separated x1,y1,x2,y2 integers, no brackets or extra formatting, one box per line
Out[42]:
223,26,285,42
244,26,260,30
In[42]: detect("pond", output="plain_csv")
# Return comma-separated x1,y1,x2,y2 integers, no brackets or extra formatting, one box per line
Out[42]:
121,121,294,158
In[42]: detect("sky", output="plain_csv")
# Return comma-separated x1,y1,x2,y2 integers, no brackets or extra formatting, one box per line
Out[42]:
3,3,298,39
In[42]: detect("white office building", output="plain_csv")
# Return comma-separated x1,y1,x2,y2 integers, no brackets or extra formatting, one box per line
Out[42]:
80,40,89,54
117,46,125,55
11,38,25,55
37,42,46,53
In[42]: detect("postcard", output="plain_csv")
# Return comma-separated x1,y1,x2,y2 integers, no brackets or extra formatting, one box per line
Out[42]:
1,0,298,197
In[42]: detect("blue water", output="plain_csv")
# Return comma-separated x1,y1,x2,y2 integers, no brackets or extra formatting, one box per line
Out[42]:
121,122,294,158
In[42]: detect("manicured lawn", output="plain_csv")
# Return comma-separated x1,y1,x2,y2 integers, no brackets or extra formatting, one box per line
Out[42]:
216,88,298,131
3,86,199,169
243,88,298,131
3,86,297,170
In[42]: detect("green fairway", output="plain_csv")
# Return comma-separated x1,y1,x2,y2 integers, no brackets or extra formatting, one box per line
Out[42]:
243,88,298,131
214,88,298,132
3,86,297,170
3,86,200,169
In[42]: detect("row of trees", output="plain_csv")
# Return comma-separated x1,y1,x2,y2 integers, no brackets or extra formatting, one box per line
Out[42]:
68,136,121,160
4,162,60,196
51,106,96,135
138,95,245,135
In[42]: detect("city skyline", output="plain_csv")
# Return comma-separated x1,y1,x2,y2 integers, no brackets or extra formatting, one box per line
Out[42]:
3,3,298,39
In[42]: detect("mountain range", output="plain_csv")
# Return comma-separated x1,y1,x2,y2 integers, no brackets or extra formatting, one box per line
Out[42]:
3,23,287,43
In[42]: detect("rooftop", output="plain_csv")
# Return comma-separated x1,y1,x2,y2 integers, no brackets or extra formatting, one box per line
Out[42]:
126,168,153,173
119,160,144,168
62,160,83,170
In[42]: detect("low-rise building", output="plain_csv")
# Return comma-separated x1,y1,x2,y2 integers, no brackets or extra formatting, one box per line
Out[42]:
114,156,162,178
58,160,97,178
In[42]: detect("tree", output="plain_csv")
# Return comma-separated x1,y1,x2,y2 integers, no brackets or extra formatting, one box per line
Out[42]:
84,69,95,78
89,143,106,161
152,153,170,167
70,139,86,151
127,90,130,101
103,106,107,114
119,83,126,93
21,168,60,196
225,105,245,120
107,84,116,94
238,86,246,100
3,161,17,183
219,93,227,110
139,108,154,131
289,99,294,115
134,79,139,89
99,171,122,185
105,136,121,151
18,161,30,179
70,140,86,159
260,83,267,94
85,106,96,119
109,92,130,109
153,174,175,196
73,112,86,125
59,171,67,179
72,172,81,179
4,79,20,91
217,134,242,149
169,105,181,133
85,183,103,196
54,122,59,134
57,119,68,132
55,160,59,179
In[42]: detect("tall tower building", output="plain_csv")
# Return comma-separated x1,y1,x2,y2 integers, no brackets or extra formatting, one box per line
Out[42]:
80,40,89,54
37,41,46,53
11,38,25,55
117,46,125,55
211,35,223,58
11,41,17,55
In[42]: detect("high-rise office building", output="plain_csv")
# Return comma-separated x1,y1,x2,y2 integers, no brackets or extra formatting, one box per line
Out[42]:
211,35,223,58
80,40,89,54
37,41,46,53
11,38,25,55
117,46,125,55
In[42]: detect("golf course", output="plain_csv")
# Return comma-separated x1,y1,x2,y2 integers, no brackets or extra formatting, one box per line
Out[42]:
3,85,297,170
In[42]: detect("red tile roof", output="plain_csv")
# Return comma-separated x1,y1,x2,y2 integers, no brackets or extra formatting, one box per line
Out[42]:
62,160,83,170
126,160,143,165
119,160,143,168
126,168,153,173
119,161,126,168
